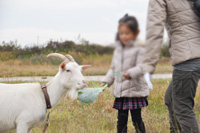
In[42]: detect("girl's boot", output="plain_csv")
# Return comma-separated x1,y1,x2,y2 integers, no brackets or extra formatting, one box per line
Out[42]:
133,121,146,133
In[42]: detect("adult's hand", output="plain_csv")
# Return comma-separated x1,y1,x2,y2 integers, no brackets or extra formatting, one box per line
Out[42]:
144,73,153,90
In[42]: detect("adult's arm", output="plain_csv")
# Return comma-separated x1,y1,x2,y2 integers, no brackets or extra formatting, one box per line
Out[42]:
143,0,167,74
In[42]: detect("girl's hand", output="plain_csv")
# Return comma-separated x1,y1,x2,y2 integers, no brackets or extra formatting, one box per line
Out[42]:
123,73,130,79
100,82,106,87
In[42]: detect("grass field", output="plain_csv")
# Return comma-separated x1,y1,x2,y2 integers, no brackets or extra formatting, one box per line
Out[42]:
0,56,172,77
6,79,200,133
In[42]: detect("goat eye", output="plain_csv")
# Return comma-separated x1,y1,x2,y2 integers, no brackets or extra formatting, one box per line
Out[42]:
66,70,71,72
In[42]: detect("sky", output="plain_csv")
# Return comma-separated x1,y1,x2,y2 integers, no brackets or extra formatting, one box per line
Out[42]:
0,0,150,47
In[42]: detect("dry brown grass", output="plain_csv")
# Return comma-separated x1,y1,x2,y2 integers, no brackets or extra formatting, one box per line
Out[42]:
0,56,172,77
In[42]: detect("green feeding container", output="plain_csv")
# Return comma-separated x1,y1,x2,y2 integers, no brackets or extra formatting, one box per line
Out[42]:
77,83,108,109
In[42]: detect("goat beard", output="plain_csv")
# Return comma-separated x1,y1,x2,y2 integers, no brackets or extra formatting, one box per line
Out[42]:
67,89,78,100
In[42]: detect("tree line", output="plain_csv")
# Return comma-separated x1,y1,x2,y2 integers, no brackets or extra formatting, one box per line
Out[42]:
0,40,170,61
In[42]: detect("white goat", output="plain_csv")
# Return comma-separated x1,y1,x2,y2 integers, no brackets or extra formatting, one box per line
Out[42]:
0,53,90,133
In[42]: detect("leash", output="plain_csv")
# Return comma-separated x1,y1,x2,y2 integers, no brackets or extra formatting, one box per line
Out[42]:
43,109,52,133
41,84,52,133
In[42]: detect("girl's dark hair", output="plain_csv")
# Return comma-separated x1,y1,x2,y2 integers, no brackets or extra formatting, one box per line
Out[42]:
116,14,139,41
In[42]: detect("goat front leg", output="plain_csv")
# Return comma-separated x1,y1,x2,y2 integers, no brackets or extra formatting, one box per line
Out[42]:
16,123,29,133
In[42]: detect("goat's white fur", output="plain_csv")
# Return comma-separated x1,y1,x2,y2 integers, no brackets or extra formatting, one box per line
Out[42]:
0,53,88,133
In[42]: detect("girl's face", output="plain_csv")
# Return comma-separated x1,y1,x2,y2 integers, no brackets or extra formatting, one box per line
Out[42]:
118,24,139,45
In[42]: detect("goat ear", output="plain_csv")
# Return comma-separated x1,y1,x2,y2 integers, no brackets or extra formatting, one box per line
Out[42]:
60,62,66,70
80,65,92,71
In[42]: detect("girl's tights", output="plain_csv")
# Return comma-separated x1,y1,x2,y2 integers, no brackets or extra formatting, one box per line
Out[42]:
117,108,146,133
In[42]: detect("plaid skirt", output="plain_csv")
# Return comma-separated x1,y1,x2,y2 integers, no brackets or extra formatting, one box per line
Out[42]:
113,97,148,110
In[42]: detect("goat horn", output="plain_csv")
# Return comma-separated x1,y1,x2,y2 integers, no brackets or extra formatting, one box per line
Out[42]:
47,53,70,62
65,54,75,62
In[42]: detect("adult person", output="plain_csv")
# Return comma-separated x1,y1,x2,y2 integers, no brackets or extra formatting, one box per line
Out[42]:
143,0,200,132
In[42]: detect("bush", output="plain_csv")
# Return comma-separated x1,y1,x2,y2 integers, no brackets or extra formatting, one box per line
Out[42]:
0,39,170,62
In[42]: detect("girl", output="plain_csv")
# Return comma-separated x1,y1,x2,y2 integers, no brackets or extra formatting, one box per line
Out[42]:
101,14,149,133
